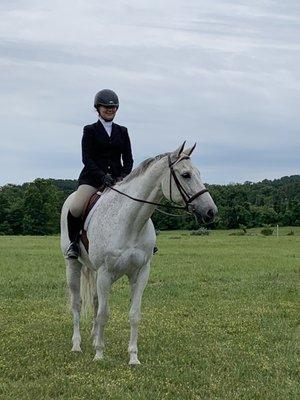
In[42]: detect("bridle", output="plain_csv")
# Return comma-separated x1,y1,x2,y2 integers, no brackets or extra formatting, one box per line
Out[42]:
108,154,209,212
167,154,208,211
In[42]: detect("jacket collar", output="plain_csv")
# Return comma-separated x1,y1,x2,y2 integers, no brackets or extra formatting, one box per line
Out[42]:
96,119,118,139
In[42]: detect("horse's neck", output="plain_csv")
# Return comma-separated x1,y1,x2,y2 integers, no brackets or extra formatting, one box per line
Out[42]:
116,157,166,229
121,158,165,201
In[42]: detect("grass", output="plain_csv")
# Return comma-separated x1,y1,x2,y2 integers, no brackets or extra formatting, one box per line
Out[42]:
0,227,299,399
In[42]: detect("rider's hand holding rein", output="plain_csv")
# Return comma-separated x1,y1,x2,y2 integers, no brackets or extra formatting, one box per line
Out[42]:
102,174,115,187
66,89,134,259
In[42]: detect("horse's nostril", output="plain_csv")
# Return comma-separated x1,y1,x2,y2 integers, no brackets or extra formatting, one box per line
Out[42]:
207,209,214,219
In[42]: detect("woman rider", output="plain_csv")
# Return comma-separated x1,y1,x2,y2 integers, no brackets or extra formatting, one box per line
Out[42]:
66,89,133,259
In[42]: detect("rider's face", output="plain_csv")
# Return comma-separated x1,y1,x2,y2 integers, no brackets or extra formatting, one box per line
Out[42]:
99,106,118,121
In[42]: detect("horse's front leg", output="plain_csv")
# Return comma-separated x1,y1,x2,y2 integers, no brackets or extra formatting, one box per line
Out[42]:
93,269,112,361
66,259,82,352
128,263,150,365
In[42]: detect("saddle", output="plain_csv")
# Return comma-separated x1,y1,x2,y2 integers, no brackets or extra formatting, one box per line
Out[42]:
80,191,102,252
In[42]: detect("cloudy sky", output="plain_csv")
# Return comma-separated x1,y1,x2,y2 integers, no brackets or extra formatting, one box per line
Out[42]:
0,0,299,185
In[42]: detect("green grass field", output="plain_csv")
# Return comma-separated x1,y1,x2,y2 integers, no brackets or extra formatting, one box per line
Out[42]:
0,228,299,399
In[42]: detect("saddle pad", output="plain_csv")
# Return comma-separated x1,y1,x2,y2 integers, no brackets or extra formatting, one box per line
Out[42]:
81,191,103,252
82,191,102,227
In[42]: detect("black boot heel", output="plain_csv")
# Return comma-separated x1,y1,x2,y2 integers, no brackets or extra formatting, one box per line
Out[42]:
66,241,80,259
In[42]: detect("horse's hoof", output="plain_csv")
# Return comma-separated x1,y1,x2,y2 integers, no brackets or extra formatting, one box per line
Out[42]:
71,345,82,352
129,359,141,366
93,353,104,361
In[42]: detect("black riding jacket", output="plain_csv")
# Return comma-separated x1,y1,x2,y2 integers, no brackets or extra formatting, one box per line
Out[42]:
78,120,133,188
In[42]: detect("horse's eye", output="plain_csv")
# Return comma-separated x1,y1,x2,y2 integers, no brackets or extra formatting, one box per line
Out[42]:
182,172,191,179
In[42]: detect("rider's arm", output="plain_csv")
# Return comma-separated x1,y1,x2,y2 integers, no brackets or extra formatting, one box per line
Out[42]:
121,128,133,176
81,127,105,183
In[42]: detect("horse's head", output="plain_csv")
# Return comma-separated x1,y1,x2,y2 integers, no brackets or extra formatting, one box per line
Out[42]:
161,142,218,223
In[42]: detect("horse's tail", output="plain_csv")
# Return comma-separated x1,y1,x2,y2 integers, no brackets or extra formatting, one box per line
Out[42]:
80,266,97,316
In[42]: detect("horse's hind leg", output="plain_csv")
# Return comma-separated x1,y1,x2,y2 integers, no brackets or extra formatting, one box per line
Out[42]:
93,269,112,361
91,290,98,340
66,259,82,352
128,262,150,365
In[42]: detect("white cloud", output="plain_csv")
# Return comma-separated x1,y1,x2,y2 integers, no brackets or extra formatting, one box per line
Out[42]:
0,0,299,185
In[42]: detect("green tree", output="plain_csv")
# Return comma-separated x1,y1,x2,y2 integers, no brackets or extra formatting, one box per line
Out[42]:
22,179,61,235
0,184,24,234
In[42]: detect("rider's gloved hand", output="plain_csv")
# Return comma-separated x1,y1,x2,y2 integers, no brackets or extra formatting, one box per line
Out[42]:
102,174,115,187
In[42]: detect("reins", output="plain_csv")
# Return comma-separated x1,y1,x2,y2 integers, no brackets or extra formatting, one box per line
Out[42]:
107,154,209,215
109,186,186,210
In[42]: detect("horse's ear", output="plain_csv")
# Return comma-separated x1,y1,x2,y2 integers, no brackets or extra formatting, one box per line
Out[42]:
169,141,186,164
183,143,196,156
172,141,186,157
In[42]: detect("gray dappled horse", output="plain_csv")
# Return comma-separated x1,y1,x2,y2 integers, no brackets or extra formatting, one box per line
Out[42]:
60,143,217,365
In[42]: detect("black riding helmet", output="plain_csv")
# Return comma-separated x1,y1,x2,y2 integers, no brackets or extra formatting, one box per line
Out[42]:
94,89,119,109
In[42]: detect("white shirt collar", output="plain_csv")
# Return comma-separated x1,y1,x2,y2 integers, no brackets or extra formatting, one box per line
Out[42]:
98,116,113,135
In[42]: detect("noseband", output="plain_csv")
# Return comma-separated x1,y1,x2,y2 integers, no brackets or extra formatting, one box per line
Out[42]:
168,154,209,211
109,154,209,211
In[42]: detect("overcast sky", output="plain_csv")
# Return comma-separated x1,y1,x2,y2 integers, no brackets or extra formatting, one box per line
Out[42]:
0,0,299,186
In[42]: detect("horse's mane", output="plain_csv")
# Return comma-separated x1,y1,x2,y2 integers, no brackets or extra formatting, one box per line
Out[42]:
122,152,169,183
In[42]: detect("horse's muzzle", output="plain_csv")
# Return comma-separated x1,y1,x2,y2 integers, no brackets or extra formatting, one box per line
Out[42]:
194,207,218,224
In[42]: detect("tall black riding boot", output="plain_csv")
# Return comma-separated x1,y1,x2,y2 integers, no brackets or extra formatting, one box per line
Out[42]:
66,211,83,259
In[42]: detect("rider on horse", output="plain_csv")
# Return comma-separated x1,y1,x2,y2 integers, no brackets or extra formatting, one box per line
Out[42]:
66,89,134,259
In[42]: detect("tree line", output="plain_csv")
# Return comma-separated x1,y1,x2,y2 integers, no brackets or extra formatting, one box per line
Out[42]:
0,175,299,235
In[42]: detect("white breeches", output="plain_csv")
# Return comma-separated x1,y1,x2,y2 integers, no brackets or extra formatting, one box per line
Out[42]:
69,184,98,218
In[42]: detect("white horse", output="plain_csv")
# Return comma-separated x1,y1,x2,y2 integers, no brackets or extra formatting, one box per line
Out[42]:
60,142,217,365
